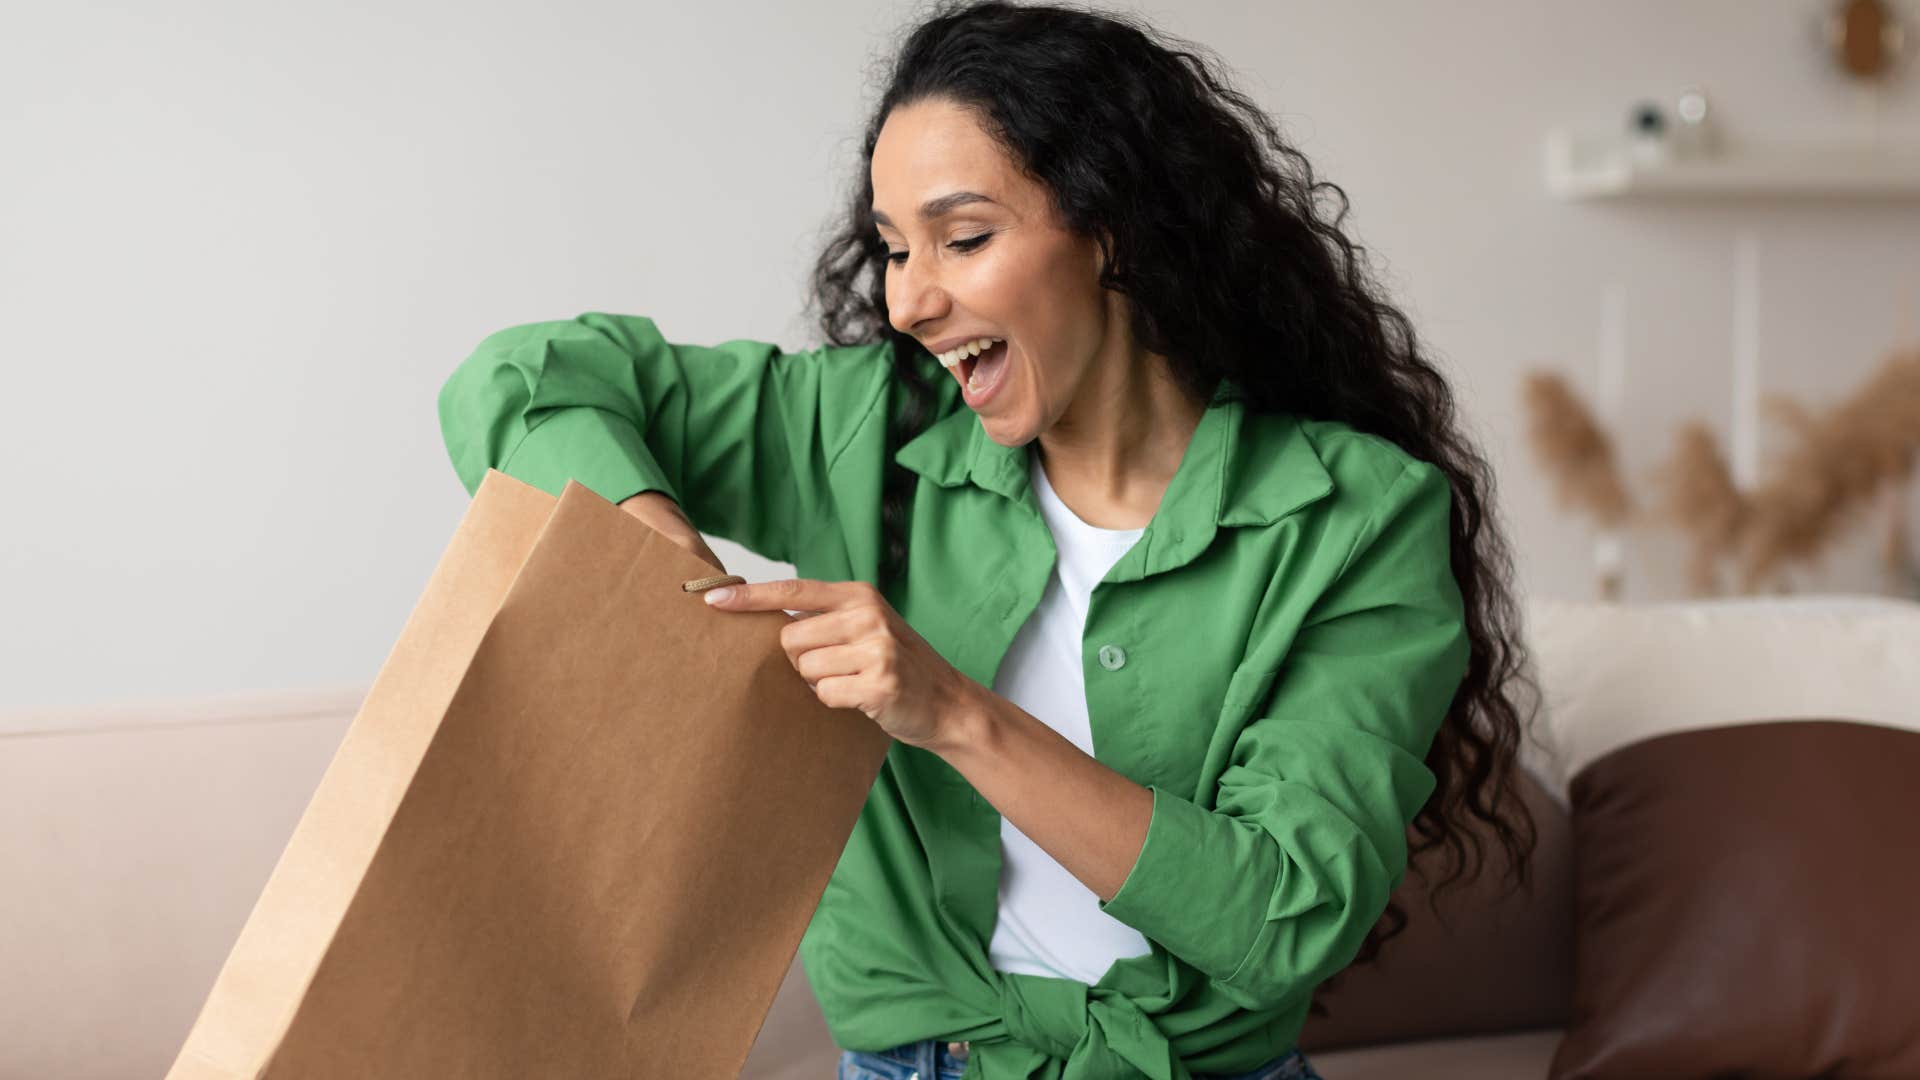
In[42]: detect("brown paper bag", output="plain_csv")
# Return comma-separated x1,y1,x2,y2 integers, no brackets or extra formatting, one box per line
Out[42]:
167,468,892,1079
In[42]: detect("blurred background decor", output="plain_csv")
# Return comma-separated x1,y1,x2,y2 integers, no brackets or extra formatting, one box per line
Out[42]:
1671,342,1920,596
1522,339,1920,600
1520,369,1636,600
1823,0,1910,82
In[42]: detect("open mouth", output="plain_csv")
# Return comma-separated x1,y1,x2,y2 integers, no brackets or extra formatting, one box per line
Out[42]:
956,338,1009,393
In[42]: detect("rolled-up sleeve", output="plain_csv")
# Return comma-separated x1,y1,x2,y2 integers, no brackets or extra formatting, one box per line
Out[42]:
436,312,890,564
1097,459,1471,1011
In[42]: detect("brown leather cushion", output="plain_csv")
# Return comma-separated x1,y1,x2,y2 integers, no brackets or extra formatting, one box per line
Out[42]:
1297,766,1574,1051
1549,718,1920,1078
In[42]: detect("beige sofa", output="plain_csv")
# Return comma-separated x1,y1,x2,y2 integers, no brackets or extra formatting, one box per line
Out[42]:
5,596,1913,1078
0,688,1566,1080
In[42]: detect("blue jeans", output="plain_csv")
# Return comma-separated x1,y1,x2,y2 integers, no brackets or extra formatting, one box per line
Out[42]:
835,1037,1324,1080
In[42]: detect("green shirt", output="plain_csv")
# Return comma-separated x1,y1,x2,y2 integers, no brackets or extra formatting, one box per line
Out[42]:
436,312,1470,1080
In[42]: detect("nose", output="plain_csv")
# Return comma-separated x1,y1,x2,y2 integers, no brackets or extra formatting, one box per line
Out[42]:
886,251,949,338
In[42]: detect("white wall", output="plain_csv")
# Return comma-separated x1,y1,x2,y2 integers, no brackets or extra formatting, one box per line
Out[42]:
4,0,1916,715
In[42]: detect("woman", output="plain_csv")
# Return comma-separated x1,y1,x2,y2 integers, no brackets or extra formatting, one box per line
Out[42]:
437,2,1537,1078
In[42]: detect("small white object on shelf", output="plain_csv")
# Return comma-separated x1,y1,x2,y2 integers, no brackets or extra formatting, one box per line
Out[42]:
1544,128,1920,199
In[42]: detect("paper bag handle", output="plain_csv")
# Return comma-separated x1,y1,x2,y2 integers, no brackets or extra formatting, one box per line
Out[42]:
681,574,748,593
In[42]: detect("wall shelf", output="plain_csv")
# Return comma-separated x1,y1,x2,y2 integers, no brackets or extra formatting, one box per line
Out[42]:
1543,128,1920,200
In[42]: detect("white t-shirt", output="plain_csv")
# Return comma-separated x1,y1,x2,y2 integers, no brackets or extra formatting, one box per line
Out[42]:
985,448,1157,984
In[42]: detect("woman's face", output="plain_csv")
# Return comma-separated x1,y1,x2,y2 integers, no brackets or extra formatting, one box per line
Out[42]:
871,98,1116,447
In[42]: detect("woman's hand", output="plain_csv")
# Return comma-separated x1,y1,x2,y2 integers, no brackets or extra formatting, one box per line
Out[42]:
619,491,727,573
703,578,981,752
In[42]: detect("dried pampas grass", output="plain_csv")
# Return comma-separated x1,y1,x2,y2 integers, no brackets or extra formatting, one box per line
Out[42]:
1733,346,1920,592
1652,421,1749,595
1521,346,1920,598
1520,372,1635,527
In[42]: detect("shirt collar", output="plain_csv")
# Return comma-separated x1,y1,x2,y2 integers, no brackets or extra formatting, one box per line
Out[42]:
893,376,1333,534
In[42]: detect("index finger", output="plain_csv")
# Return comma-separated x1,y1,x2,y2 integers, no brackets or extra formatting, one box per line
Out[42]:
702,578,853,614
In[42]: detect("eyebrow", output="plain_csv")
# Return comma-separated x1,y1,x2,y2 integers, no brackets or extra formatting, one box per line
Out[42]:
871,191,1001,229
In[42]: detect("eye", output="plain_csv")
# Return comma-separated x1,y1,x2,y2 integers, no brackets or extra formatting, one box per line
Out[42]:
884,232,993,267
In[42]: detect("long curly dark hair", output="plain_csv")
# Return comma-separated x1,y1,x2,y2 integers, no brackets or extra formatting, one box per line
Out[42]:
801,0,1538,1012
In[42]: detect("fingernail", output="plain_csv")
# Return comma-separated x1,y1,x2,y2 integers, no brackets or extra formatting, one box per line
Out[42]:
704,588,733,605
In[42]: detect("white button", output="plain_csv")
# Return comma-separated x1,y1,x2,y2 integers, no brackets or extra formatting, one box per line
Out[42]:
1098,644,1127,670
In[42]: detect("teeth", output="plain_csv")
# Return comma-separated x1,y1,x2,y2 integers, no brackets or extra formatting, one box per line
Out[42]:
935,336,1004,369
